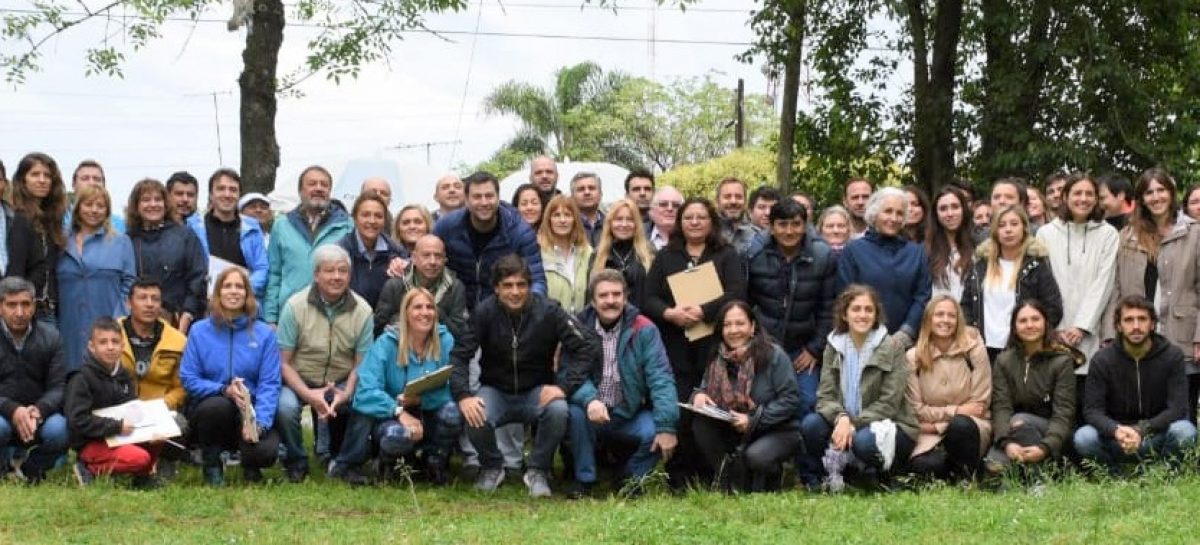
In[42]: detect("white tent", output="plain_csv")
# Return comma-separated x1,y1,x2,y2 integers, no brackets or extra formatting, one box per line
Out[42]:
268,157,447,212
499,161,630,205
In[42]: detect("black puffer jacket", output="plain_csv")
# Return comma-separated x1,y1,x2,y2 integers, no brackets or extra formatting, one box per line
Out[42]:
0,321,65,419
129,222,208,317
961,238,1063,337
743,232,836,357
450,293,598,399
64,354,137,449
990,343,1082,457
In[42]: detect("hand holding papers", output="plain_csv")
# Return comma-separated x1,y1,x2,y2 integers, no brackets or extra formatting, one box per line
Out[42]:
403,366,453,399
677,402,737,423
666,261,723,341
92,399,182,447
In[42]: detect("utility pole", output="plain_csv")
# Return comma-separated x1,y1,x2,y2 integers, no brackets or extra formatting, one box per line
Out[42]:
184,89,234,166
735,78,745,148
390,140,462,165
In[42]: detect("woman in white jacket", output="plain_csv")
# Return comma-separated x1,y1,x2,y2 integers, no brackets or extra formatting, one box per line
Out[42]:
1035,173,1118,376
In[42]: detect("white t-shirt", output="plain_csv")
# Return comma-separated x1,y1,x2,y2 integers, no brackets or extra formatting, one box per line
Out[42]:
983,258,1017,349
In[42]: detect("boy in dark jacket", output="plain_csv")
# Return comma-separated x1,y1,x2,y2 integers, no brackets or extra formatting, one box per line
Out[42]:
1073,296,1196,474
65,316,157,486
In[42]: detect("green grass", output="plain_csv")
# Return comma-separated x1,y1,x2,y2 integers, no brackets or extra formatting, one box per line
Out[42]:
2,464,1200,544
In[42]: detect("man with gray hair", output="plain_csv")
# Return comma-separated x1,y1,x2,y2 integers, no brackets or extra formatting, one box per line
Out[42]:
0,276,67,483
571,172,604,247
530,155,561,200
646,186,684,251
432,174,465,222
275,244,374,484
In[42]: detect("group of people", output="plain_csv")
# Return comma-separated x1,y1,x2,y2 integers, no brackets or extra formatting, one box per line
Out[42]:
0,152,1197,499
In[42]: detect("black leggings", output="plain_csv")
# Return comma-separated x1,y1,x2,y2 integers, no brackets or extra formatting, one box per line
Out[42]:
693,416,801,491
908,415,981,478
189,396,281,470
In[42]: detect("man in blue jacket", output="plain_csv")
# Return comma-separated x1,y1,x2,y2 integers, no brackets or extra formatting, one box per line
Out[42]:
566,269,678,498
265,166,354,324
433,171,546,310
187,168,270,302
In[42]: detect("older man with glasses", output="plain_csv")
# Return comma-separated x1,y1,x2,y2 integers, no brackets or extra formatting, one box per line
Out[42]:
646,186,684,251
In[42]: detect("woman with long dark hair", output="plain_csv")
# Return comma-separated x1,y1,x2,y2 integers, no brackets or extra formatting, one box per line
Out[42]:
125,178,208,333
1105,167,1200,418
643,196,746,489
10,152,68,322
926,186,974,301
512,183,544,231
690,300,801,492
902,185,931,244
984,299,1080,473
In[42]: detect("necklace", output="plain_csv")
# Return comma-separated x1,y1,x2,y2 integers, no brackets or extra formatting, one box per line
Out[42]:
609,244,634,271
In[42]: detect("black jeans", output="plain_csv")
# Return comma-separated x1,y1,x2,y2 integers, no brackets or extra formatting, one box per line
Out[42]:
189,396,280,469
693,416,801,491
908,415,981,478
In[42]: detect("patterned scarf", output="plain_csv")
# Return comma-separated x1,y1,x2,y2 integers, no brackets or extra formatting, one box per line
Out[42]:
703,343,757,413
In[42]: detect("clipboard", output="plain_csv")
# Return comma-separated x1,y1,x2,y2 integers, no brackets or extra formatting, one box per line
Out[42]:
403,365,453,398
92,398,183,447
677,402,736,422
666,261,723,341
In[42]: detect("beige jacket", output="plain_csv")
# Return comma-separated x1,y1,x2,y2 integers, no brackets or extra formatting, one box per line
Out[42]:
1104,214,1200,368
904,327,993,458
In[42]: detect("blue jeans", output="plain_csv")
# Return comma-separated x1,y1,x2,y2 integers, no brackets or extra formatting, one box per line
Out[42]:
799,412,915,474
338,403,463,466
277,384,349,470
0,413,68,479
568,406,659,484
468,385,569,472
792,357,822,484
1073,421,1197,473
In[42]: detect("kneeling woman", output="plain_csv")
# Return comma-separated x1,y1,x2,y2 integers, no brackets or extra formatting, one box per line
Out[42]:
181,267,282,486
689,301,801,492
904,296,992,479
984,300,1079,473
335,288,462,485
801,285,918,483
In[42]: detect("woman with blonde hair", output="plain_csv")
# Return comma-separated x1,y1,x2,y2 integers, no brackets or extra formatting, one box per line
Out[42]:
961,205,1062,363
181,267,282,486
904,296,991,479
393,203,434,255
591,199,655,309
538,195,593,314
337,287,461,485
57,184,135,370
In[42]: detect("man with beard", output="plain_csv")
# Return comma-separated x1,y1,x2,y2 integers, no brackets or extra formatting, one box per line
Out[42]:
265,166,354,324
1073,296,1197,474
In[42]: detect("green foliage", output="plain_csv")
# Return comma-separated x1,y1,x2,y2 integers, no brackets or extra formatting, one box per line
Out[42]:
658,148,776,199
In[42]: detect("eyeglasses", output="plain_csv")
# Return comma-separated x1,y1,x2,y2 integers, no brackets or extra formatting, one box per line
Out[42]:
654,201,683,210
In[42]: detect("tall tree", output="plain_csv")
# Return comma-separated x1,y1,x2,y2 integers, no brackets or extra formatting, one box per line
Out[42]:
742,0,808,191
2,0,469,194
905,0,963,193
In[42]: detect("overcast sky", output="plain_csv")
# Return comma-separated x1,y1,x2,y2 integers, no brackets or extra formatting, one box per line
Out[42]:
0,0,796,206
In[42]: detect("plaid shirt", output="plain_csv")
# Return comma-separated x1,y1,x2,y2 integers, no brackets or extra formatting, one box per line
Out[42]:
595,321,623,408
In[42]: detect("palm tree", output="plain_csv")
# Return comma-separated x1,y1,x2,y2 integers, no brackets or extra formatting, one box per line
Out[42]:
482,61,628,162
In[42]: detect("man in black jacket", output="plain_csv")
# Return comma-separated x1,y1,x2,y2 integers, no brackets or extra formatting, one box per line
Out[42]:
452,254,600,497
0,277,66,483
1074,295,1197,474
743,199,836,488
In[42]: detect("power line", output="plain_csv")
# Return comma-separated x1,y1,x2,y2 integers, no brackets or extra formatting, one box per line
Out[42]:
0,7,754,46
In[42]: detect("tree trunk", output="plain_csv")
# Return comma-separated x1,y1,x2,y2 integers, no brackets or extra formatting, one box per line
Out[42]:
907,0,962,196
776,0,807,192
239,0,285,196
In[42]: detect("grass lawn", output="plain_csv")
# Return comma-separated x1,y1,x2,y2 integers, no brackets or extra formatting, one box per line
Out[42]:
1,463,1198,544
